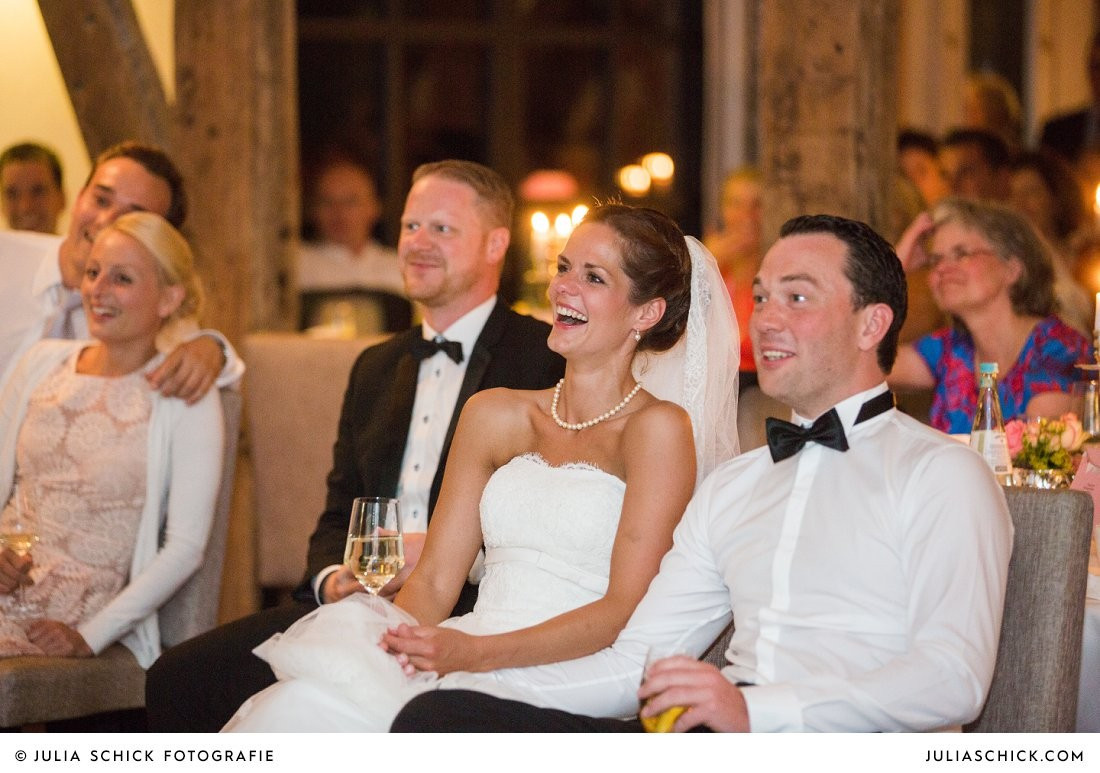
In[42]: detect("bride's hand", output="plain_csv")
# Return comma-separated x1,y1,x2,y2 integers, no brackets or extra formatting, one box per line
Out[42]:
380,623,479,677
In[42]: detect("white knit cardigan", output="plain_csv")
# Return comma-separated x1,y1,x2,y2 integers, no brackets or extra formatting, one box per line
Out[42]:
0,340,223,667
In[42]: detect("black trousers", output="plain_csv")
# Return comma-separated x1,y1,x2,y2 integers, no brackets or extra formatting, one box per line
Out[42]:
145,601,313,732
391,690,645,732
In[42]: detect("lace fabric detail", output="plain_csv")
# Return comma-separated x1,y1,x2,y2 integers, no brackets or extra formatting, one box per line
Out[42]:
0,353,150,657
513,451,614,477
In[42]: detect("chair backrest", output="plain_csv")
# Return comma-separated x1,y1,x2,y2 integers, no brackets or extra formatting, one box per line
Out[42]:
157,388,242,647
244,331,387,589
965,487,1092,732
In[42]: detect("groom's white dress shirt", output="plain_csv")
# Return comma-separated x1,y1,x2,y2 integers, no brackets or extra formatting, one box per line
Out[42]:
454,384,1014,732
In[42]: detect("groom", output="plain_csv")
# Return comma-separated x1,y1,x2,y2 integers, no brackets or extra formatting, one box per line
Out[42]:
391,214,1013,732
145,160,564,732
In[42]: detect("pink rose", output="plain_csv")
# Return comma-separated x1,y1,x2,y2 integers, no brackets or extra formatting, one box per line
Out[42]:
1059,414,1085,452
1004,419,1025,458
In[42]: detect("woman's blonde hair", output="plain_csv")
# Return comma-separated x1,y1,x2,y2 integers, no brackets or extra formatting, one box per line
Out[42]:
106,211,205,323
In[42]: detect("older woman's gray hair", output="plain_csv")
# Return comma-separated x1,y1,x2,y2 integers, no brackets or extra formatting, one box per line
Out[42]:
931,196,1055,318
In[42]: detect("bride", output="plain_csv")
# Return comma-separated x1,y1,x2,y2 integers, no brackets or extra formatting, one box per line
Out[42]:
223,204,739,731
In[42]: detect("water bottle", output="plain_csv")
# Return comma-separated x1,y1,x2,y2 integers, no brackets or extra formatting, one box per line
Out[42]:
970,362,1014,485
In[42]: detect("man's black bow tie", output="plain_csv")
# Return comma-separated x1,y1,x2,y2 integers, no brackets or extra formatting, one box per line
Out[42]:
765,390,895,463
411,336,464,364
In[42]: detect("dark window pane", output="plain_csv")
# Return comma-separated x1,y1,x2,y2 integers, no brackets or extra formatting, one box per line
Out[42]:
525,46,609,192
298,0,384,20
403,0,490,22
518,0,611,25
405,45,490,171
298,40,386,167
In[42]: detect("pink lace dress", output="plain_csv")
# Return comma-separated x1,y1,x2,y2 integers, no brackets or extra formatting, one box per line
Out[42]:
0,351,150,656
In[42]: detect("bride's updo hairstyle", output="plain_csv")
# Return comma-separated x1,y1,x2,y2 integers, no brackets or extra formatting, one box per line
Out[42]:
582,204,691,353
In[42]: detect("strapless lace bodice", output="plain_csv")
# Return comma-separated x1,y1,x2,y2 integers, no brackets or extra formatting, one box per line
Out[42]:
457,453,625,634
228,453,628,732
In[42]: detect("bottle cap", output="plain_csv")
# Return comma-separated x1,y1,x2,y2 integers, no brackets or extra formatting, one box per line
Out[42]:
979,362,999,375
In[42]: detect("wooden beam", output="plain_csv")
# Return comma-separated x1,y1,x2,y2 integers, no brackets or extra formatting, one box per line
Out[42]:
174,1,300,622
173,0,299,342
757,0,899,241
37,0,170,155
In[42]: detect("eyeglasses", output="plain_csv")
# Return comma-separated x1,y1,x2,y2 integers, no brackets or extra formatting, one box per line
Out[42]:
927,246,999,269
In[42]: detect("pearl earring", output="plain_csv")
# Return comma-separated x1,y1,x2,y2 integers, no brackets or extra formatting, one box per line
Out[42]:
633,330,641,342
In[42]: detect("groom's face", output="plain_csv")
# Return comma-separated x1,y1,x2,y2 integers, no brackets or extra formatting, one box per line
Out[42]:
750,233,868,419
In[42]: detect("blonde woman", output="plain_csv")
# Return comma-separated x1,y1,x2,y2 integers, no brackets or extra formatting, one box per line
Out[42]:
0,212,223,666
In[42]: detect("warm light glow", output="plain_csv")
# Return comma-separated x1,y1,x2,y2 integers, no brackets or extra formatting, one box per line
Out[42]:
642,152,675,182
618,164,651,196
554,213,574,239
531,211,550,234
571,204,589,225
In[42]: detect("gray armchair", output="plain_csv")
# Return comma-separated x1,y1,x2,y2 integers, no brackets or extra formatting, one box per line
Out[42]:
0,388,241,729
965,487,1093,732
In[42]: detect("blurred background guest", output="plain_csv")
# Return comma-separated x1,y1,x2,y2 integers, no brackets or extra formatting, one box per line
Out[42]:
0,212,223,666
297,154,410,335
939,128,1012,202
897,129,951,210
961,71,1023,152
1007,149,1094,333
890,197,1091,434
0,141,66,234
704,165,761,388
1040,31,1100,167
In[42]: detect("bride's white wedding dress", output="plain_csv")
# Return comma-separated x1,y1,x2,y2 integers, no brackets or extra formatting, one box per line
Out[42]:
223,453,626,732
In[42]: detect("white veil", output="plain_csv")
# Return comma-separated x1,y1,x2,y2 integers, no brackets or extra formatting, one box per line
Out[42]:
632,236,740,484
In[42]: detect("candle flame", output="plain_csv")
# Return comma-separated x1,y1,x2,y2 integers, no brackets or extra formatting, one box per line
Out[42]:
642,152,675,183
531,211,550,234
554,213,573,239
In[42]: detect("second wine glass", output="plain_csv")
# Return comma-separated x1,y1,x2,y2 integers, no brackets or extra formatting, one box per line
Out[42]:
344,496,404,595
1,483,40,619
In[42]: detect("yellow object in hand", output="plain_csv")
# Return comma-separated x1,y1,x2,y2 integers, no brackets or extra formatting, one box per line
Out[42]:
641,704,686,733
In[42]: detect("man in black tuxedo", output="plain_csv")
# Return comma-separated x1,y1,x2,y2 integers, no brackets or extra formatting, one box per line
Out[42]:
1040,32,1100,164
145,160,564,732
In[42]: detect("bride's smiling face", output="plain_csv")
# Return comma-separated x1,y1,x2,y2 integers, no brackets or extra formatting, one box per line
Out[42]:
547,221,647,359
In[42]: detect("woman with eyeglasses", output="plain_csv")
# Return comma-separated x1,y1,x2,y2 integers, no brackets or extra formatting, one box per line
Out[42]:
889,197,1092,434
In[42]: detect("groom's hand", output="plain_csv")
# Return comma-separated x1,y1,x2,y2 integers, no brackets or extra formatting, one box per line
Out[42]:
320,566,363,604
637,656,749,732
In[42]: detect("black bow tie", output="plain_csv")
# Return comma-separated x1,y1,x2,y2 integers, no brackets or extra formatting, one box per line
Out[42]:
411,336,464,364
765,391,894,463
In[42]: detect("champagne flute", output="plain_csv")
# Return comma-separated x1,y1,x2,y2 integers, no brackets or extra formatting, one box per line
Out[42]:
1,483,40,619
344,496,404,595
639,646,688,733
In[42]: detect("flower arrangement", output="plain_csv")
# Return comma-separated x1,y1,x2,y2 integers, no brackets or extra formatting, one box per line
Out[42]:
1004,413,1086,473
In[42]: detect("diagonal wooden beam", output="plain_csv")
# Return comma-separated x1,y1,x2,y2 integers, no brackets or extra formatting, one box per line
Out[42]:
37,0,171,157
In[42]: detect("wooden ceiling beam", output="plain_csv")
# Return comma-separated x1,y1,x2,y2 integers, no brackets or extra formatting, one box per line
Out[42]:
37,0,171,155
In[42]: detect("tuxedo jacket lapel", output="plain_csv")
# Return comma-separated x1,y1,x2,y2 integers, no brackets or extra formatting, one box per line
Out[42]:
376,332,422,495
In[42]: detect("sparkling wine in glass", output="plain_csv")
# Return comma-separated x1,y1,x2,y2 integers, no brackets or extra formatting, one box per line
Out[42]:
640,646,688,733
344,496,404,595
1,483,40,618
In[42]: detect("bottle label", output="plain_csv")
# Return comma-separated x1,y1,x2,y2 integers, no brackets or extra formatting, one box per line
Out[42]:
970,429,1013,475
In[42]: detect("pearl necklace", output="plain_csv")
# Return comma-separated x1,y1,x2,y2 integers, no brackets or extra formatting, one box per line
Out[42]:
551,378,643,431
